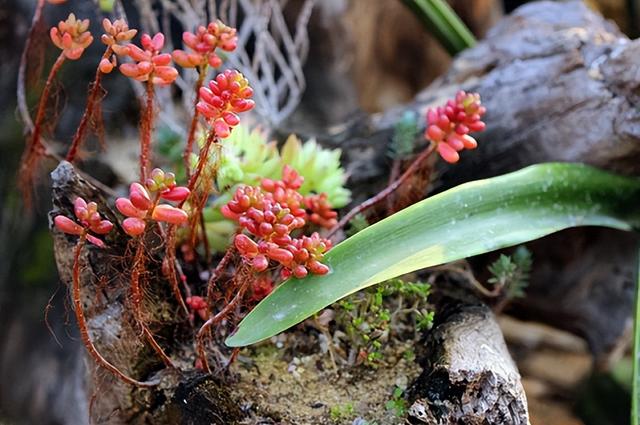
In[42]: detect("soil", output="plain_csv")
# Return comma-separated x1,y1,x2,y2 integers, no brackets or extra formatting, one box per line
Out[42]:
232,336,421,425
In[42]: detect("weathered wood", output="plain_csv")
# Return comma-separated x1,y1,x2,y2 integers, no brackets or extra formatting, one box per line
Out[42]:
408,294,529,424
314,0,640,362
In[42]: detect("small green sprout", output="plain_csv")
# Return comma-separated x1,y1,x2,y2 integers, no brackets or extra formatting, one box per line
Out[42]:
385,386,408,417
488,246,532,299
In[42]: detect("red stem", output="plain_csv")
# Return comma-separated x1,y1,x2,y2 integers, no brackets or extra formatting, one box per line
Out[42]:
139,81,155,181
72,234,157,387
327,142,437,239
184,68,207,179
17,0,45,133
66,47,112,162
163,225,190,317
18,52,66,204
206,245,235,305
130,240,176,369
196,277,250,373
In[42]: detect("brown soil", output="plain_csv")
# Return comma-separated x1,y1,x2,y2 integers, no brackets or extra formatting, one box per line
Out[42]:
232,337,421,425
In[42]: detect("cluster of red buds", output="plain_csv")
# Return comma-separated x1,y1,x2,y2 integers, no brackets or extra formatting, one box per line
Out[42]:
99,18,137,74
222,166,333,278
197,69,255,138
119,33,178,85
425,91,486,164
186,296,208,321
250,276,275,302
304,193,338,228
173,21,237,69
116,168,190,237
50,13,93,60
54,198,113,247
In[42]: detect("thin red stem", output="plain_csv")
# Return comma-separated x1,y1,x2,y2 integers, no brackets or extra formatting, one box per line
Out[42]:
66,46,112,162
17,0,45,133
206,245,235,305
72,234,157,387
184,130,217,196
196,277,250,373
19,52,66,204
327,142,437,239
184,68,207,179
164,225,190,317
130,240,176,369
139,81,155,181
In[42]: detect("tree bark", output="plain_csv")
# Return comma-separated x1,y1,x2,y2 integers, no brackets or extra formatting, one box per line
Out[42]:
408,293,529,424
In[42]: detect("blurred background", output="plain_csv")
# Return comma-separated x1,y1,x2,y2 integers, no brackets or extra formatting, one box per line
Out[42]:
0,0,638,424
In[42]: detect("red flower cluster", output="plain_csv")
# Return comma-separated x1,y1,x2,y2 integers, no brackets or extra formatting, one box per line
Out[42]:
304,193,338,228
116,168,190,237
54,198,113,247
222,166,333,278
425,91,486,164
186,296,208,321
173,21,237,69
197,69,255,138
99,18,137,74
120,33,178,85
50,13,93,60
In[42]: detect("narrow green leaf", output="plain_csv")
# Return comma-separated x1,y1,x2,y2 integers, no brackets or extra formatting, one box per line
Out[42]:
633,250,640,425
400,0,476,55
226,163,640,347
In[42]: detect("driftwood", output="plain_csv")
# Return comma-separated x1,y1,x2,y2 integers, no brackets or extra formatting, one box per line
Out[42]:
50,162,241,424
313,0,640,362
408,293,529,424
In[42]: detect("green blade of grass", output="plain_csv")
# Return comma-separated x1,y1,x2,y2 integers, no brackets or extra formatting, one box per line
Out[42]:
400,0,476,55
226,163,640,347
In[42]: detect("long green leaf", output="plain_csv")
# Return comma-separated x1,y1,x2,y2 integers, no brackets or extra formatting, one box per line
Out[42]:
400,0,476,55
633,250,640,425
226,163,640,347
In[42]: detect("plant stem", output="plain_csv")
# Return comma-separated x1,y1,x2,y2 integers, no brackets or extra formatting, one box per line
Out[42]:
130,240,176,369
18,52,66,205
139,80,155,181
17,0,45,133
328,142,436,238
196,277,250,373
206,245,236,306
184,67,207,179
72,234,157,387
163,225,190,317
66,46,112,162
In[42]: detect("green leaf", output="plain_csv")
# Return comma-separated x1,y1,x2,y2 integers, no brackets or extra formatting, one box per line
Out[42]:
633,250,640,425
400,0,476,55
226,163,640,347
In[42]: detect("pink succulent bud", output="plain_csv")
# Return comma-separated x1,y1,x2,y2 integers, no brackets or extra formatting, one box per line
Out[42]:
196,69,255,137
160,186,190,202
119,32,177,85
425,91,486,164
172,21,237,69
86,235,106,248
129,183,153,210
54,197,112,247
54,215,84,235
99,58,115,73
122,217,146,237
115,198,146,218
50,13,93,60
151,204,188,225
